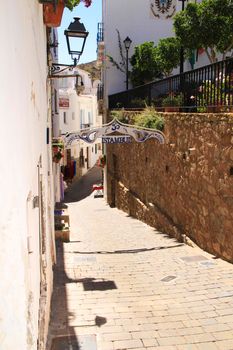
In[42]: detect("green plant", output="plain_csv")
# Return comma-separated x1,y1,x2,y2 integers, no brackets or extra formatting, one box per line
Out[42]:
110,110,141,124
65,0,92,10
110,109,125,121
162,94,183,107
155,37,181,77
130,42,162,87
107,30,127,73
173,0,233,63
130,98,147,108
133,108,165,131
53,150,63,163
197,106,207,112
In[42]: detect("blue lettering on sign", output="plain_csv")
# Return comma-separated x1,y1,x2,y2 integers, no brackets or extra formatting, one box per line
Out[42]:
102,136,132,144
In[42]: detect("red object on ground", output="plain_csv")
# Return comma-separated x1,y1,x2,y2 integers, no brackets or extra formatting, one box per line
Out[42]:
92,184,103,192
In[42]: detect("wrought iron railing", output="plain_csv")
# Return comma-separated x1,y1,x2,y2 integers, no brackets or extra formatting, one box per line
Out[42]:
109,58,233,112
97,84,104,101
97,22,104,43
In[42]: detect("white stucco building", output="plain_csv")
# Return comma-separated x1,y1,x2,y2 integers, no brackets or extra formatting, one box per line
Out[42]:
101,0,214,98
0,2,56,349
59,68,102,180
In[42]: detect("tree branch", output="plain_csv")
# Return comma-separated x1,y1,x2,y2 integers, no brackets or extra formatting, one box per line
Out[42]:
107,55,125,73
205,48,213,63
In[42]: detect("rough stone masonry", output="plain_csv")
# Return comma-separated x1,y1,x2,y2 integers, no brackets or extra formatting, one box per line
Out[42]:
106,112,233,262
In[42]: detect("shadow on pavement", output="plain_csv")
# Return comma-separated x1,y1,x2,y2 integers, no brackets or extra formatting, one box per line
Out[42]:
53,272,117,291
64,166,103,203
48,241,109,349
48,241,80,349
65,243,184,255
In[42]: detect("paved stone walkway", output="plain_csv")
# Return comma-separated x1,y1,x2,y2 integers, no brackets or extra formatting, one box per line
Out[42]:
48,169,233,350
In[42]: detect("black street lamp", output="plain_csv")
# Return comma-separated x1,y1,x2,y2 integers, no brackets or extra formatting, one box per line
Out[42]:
65,17,89,64
179,0,186,74
123,36,132,90
50,17,89,77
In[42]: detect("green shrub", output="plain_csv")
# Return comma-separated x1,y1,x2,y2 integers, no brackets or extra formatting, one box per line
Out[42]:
162,94,183,107
130,98,147,108
110,110,129,123
133,108,165,131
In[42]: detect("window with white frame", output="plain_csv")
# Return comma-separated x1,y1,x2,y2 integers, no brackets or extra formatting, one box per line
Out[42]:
63,112,67,124
88,111,93,126
80,109,84,129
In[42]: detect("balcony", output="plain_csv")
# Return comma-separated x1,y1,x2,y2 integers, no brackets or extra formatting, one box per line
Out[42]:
97,84,103,101
97,22,104,43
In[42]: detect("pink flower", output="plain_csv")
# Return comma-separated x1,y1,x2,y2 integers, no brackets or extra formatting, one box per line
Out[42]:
82,0,92,7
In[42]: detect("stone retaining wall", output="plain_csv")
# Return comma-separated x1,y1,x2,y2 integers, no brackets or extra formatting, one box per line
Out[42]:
106,113,233,262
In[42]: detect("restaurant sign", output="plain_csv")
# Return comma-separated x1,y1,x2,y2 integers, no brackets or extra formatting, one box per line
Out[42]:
102,135,132,144
65,118,165,145
59,97,69,108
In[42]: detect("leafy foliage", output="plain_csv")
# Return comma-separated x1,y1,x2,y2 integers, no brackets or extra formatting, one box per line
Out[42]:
130,42,162,86
110,109,164,130
173,0,233,62
130,98,147,108
65,0,92,10
155,37,181,77
162,94,183,107
133,108,165,131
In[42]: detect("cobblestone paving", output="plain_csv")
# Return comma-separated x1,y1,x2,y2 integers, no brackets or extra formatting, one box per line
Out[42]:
48,189,233,349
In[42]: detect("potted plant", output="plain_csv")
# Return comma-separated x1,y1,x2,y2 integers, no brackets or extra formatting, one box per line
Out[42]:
53,151,63,163
43,0,65,27
43,0,92,27
162,94,183,112
65,0,92,10
53,145,63,163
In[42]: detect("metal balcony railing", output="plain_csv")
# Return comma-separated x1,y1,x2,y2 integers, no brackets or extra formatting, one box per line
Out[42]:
97,22,104,43
109,58,233,112
97,84,104,101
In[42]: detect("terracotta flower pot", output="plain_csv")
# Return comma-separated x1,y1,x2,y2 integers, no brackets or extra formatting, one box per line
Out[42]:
164,107,180,112
43,1,65,27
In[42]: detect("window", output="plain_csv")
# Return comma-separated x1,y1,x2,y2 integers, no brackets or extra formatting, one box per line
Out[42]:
80,109,85,129
79,148,85,167
72,112,75,120
63,112,67,124
54,89,58,114
88,111,93,125
95,144,97,154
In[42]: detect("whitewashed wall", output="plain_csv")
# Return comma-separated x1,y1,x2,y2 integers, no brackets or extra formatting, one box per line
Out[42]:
102,0,218,97
0,1,54,349
103,0,176,96
59,70,102,175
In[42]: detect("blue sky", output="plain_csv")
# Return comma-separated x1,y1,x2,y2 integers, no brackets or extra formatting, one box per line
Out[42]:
58,0,102,65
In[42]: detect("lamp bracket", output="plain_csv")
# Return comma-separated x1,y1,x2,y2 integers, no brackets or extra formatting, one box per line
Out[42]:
50,58,79,76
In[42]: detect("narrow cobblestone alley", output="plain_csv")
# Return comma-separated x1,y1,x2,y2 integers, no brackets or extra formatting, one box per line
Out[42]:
48,167,233,350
